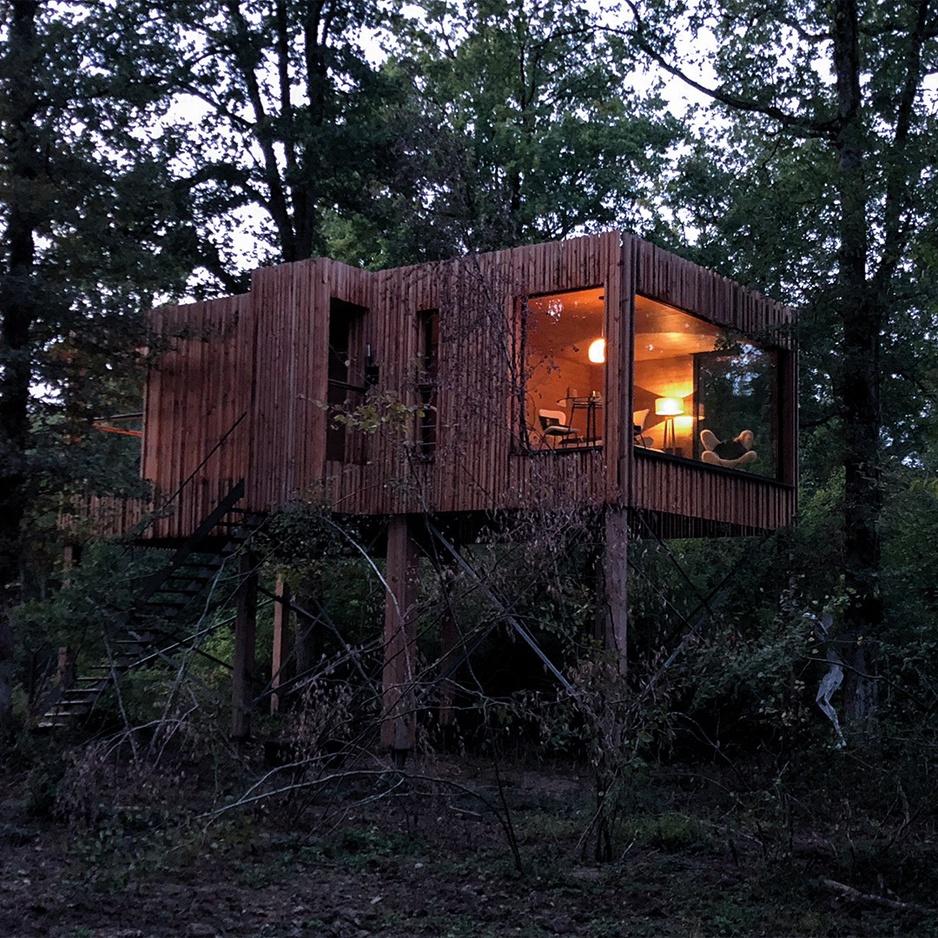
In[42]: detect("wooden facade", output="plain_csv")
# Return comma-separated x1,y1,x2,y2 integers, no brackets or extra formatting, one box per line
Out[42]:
64,231,799,748
139,232,795,539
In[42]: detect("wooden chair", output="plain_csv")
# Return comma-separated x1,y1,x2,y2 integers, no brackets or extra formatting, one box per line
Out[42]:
633,408,653,447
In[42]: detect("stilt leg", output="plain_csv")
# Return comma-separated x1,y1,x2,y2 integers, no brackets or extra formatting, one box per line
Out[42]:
603,509,629,675
381,515,420,758
438,610,459,729
270,575,291,714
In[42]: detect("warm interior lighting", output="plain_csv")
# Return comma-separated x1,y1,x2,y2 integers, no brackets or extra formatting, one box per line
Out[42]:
655,397,684,417
588,338,605,363
674,415,695,433
655,397,684,454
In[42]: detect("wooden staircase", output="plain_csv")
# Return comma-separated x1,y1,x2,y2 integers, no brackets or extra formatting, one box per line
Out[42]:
37,480,261,729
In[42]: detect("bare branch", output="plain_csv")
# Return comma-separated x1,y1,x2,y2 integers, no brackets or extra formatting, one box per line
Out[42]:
821,878,925,912
608,0,839,139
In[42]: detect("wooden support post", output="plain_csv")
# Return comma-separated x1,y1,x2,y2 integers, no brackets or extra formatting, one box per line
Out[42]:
270,575,292,714
603,508,629,675
55,647,77,692
381,515,420,760
231,552,258,740
62,543,82,586
294,576,321,682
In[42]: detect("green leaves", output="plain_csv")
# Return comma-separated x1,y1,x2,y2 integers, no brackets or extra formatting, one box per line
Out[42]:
377,0,681,257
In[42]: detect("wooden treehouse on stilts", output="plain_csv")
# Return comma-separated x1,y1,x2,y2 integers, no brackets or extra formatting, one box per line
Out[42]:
53,232,796,752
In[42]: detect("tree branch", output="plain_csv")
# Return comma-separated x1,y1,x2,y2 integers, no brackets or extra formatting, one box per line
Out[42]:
873,0,935,292
608,0,839,139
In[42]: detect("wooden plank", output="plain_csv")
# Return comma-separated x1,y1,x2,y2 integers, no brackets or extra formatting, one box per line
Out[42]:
270,575,291,715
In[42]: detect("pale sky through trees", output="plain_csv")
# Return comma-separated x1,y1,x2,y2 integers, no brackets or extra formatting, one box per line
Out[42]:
156,0,718,293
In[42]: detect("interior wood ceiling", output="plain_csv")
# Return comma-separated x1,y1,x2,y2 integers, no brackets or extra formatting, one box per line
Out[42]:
525,287,604,351
634,295,720,361
524,290,727,361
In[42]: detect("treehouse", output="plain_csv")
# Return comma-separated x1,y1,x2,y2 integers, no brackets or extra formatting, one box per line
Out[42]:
61,232,796,746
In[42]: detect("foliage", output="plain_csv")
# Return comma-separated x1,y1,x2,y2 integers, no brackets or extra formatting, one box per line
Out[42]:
626,0,938,717
331,388,421,436
373,0,682,260
0,0,215,728
90,0,413,274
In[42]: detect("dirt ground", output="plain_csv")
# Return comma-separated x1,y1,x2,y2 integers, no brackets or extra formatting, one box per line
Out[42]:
1,748,935,938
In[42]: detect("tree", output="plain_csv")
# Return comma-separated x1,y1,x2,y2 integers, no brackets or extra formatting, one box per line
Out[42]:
376,0,681,259
0,0,204,729
618,0,938,721
92,0,411,272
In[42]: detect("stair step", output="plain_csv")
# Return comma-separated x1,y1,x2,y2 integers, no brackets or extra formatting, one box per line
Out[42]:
139,601,188,614
174,560,226,574
116,637,176,652
187,549,228,561
166,568,218,580
50,702,93,713
135,613,185,625
144,587,197,599
151,587,205,600
160,578,210,590
37,482,254,728
135,608,187,620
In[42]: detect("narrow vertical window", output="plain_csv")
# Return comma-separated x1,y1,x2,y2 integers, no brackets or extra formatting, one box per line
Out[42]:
417,309,439,456
326,299,367,463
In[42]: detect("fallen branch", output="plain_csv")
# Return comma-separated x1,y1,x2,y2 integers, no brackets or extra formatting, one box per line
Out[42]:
821,878,925,912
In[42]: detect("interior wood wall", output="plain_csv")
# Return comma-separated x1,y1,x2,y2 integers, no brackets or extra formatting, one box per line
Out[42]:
135,232,795,540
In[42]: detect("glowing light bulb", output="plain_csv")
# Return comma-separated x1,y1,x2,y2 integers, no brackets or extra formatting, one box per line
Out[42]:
588,338,605,363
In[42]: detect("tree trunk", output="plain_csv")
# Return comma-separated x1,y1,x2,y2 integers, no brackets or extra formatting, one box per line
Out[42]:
0,0,41,731
830,0,881,723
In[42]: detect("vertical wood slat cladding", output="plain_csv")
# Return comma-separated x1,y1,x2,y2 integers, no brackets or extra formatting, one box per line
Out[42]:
141,294,253,539
129,231,794,540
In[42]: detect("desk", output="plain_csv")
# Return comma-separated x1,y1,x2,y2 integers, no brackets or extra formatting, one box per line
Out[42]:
565,395,603,444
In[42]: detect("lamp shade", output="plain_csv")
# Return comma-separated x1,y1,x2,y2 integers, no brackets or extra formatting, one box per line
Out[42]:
588,338,605,363
655,396,684,417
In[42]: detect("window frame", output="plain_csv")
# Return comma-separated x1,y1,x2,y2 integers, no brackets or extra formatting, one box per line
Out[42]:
631,293,788,481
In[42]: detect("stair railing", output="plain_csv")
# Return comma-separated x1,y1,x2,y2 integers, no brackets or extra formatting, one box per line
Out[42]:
107,408,249,545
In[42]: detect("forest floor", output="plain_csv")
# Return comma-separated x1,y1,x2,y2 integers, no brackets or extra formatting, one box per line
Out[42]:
2,741,937,938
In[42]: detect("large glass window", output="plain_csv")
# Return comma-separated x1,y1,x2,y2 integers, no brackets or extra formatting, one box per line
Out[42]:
632,296,780,478
521,288,605,449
